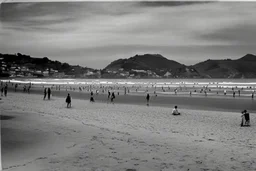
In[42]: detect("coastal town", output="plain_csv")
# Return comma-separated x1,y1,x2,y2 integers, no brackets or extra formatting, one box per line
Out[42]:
0,53,171,79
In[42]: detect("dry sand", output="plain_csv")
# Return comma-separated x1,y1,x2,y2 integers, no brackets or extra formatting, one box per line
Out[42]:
1,93,256,171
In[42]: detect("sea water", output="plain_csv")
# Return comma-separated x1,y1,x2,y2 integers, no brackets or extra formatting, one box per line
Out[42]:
2,78,256,89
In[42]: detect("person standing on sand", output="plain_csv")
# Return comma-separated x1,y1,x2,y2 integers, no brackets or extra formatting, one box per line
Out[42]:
66,93,71,108
15,84,18,92
146,93,150,106
43,88,47,100
172,106,180,115
241,110,250,127
1,87,3,96
90,91,95,102
111,92,115,103
4,84,8,97
224,89,227,95
28,85,31,94
47,88,51,100
108,90,111,100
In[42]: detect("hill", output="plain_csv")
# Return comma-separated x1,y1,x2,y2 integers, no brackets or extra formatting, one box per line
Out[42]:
193,54,256,78
0,53,99,78
1,52,256,78
104,54,200,78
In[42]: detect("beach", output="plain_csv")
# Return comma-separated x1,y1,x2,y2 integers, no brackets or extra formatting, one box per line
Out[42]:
1,91,256,171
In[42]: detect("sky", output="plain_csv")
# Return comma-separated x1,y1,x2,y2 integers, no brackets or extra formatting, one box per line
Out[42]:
1,1,256,69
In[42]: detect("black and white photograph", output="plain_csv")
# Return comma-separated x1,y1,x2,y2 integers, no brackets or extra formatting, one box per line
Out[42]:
0,0,256,170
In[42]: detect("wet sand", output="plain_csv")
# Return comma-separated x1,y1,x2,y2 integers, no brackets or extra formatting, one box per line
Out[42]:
5,83,256,113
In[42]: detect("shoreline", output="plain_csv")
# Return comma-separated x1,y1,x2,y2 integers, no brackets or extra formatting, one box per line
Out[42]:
4,84,256,113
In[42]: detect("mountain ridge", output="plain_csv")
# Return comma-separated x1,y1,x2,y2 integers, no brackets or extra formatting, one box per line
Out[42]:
1,52,256,78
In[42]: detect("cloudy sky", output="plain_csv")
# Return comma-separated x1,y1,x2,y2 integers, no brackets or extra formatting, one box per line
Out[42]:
1,1,256,69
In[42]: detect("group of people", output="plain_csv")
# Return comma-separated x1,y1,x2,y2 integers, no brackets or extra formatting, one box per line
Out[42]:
43,88,52,100
65,90,117,108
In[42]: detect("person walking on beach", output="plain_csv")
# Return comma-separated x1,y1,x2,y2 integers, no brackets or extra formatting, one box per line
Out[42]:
90,91,95,102
66,93,71,108
4,84,8,97
15,84,18,92
1,87,3,96
146,93,150,106
111,92,115,103
28,85,31,94
43,88,47,100
108,90,111,100
47,88,51,100
172,106,180,115
241,110,250,127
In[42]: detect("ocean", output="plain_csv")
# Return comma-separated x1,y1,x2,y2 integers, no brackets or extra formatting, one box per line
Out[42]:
2,78,256,88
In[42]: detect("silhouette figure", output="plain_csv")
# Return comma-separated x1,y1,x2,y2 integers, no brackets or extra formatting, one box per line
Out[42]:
90,91,94,102
241,110,250,127
4,85,8,97
146,93,150,106
1,87,3,96
66,93,71,108
111,92,115,103
43,88,47,100
47,88,51,100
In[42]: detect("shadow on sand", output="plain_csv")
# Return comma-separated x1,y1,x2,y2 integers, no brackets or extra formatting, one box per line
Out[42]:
0,115,15,120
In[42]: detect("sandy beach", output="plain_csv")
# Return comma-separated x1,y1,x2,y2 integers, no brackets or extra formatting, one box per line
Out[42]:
1,92,256,171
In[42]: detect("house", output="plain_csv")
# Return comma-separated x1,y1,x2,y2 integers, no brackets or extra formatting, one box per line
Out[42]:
164,71,172,77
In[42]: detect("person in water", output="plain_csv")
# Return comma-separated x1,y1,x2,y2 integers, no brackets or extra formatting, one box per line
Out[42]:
66,93,71,108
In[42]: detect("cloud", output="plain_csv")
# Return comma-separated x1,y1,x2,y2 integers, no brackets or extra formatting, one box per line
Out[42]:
1,1,256,68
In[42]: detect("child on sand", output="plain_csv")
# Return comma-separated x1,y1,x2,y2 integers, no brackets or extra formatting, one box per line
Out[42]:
66,93,71,108
172,106,181,115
